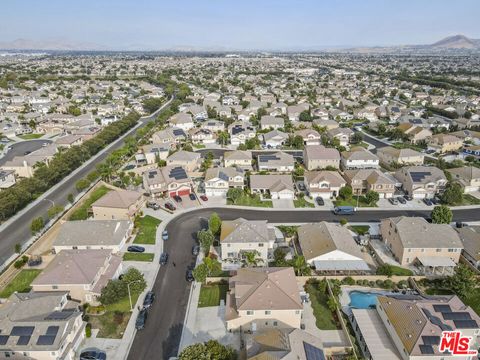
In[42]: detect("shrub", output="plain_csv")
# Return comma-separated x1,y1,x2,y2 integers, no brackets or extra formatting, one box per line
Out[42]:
85,323,92,338
339,218,348,226
342,277,356,286
384,279,394,289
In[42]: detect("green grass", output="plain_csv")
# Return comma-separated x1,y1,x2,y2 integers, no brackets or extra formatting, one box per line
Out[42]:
461,194,480,205
334,196,377,208
0,269,42,298
122,253,154,262
227,194,273,208
69,185,111,220
305,282,339,330
348,225,370,235
18,133,43,140
464,288,480,316
425,288,454,295
294,197,315,208
133,215,161,244
376,263,414,276
198,283,228,307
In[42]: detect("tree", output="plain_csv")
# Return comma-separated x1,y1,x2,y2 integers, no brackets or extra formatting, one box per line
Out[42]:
299,110,312,122
208,212,222,236
122,267,147,293
47,205,64,218
227,188,244,204
67,193,75,203
431,205,453,224
217,131,229,146
203,257,222,276
272,247,288,266
376,264,393,277
201,151,214,171
351,132,363,144
447,264,476,298
291,255,311,276
30,217,45,234
441,182,463,205
365,190,379,205
193,263,208,283
286,135,304,149
179,340,237,360
14,243,22,254
242,250,263,267
339,185,352,200
99,267,146,305
197,229,215,254
75,178,90,192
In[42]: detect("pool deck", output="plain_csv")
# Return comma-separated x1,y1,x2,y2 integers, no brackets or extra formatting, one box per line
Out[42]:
339,286,394,315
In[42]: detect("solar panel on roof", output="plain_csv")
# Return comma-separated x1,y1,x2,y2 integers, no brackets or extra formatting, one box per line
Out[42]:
422,336,440,346
453,319,478,329
259,155,279,162
410,171,431,182
0,335,9,345
172,129,185,136
11,326,34,336
170,167,187,180
419,345,435,355
17,335,31,345
422,309,452,332
46,326,59,336
303,342,325,360
37,335,56,346
442,312,472,321
433,304,451,313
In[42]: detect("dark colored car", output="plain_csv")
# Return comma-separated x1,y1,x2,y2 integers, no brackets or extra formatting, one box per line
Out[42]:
24,151,31,155
80,348,107,360
423,198,433,206
27,255,42,267
431,197,441,205
127,245,145,253
189,193,196,201
315,197,324,206
146,201,160,210
186,269,194,282
389,198,399,205
164,202,176,211
159,252,169,265
456,222,465,228
200,195,208,201
135,308,148,330
142,291,155,309
403,195,413,201
397,196,406,204
298,183,306,191
173,195,182,203
192,245,200,256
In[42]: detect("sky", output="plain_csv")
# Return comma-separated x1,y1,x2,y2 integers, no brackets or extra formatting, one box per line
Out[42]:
1,0,480,50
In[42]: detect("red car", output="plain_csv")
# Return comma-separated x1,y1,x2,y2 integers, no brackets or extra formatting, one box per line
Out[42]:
164,202,176,211
200,195,208,201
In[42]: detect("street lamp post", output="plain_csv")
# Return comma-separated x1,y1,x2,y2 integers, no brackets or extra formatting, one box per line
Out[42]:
127,279,144,311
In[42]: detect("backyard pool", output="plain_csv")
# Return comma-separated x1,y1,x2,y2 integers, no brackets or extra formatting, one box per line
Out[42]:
349,291,378,309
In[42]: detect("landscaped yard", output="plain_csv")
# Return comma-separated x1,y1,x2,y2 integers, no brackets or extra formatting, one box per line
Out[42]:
0,269,42,298
334,196,376,208
461,194,480,205
227,194,272,208
133,215,161,244
18,133,44,140
348,225,370,235
69,185,111,220
198,283,228,308
464,288,480,316
305,281,340,330
123,253,154,262
294,197,315,208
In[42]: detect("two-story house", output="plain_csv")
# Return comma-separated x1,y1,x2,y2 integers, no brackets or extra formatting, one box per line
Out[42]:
204,167,244,197
304,170,346,199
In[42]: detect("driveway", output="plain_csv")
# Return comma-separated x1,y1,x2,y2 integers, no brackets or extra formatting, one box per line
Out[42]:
272,198,294,209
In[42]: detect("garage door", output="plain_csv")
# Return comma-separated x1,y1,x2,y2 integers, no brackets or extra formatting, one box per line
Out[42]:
177,189,190,196
278,191,294,199
413,192,425,199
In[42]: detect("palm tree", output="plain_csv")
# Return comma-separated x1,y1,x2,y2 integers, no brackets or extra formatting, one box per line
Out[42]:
242,250,263,267
291,255,311,276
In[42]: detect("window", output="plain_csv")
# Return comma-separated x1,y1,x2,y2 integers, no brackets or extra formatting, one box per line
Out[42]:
265,310,271,315
52,285,58,290
258,243,264,247
436,249,442,252
448,248,455,253
295,310,301,314
273,321,278,326
246,310,254,315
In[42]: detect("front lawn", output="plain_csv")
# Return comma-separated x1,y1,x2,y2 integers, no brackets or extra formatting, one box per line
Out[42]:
461,194,480,205
334,196,377,208
227,194,272,208
0,269,42,298
348,225,370,235
18,133,43,140
305,281,340,330
294,197,315,208
198,283,228,307
133,215,161,244
69,186,111,220
123,253,154,262
464,288,480,316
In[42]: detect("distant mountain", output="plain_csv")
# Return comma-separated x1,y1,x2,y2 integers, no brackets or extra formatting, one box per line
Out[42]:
429,34,480,49
0,38,107,51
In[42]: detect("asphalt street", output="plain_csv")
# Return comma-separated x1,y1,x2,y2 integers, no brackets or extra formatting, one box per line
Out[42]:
0,100,171,265
0,139,53,166
127,206,480,359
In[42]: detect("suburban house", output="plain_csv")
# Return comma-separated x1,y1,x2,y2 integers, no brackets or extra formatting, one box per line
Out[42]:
377,146,425,166
257,152,295,172
143,165,193,197
136,144,170,165
287,104,309,121
168,113,194,131
91,188,144,220
297,222,370,272
263,129,288,148
343,169,396,198
313,118,339,130
303,145,340,170
52,220,132,254
32,249,123,304
457,226,480,269
0,292,85,360
204,167,244,197
0,169,16,189
260,115,284,130
166,150,201,172
220,218,276,270
250,174,295,199
1,144,57,178
55,134,83,149
304,170,346,199
341,147,380,170
352,295,480,360
394,166,447,199
202,119,225,132
225,267,303,331
380,216,463,270
327,128,353,147
398,124,432,144
428,134,463,153
447,166,480,193
224,150,252,168
229,122,256,146
189,128,216,145
294,129,321,145
151,127,186,145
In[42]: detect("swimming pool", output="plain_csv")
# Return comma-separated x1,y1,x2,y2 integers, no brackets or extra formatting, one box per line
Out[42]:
349,291,378,309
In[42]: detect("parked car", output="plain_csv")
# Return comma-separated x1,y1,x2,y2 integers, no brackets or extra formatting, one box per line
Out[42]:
389,198,399,205
173,195,182,203
431,197,441,205
135,308,148,330
403,195,413,201
162,230,168,241
397,196,406,204
315,197,324,206
79,348,107,360
164,202,176,211
24,151,31,155
142,291,155,309
297,183,306,191
423,198,433,206
200,195,208,201
42,142,48,147
189,193,196,201
127,245,145,253
186,269,194,282
456,222,465,228
333,206,355,215
27,255,42,267
146,201,160,210
159,252,169,265
192,245,200,256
